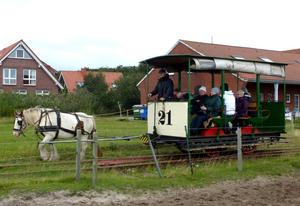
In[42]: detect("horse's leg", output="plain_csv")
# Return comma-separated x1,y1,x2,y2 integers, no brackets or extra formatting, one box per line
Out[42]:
80,135,88,160
39,135,53,161
49,144,60,161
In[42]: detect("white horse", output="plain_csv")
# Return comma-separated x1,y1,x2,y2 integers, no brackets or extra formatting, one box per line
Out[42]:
13,107,96,161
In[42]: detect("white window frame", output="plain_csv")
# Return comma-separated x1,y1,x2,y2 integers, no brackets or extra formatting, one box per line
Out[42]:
259,57,273,63
16,89,28,95
36,90,50,96
232,55,245,60
76,81,84,87
3,68,17,85
23,69,36,85
16,49,24,58
286,94,291,103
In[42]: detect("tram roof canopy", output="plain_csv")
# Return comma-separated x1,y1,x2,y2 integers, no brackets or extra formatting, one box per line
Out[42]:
141,54,286,77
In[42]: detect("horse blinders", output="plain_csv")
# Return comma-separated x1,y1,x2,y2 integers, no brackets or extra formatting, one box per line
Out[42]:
13,112,26,136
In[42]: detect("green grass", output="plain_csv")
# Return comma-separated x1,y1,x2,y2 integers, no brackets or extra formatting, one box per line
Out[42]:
1,117,300,198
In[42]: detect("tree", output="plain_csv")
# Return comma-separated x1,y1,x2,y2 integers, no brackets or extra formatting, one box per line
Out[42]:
113,72,144,109
81,73,116,114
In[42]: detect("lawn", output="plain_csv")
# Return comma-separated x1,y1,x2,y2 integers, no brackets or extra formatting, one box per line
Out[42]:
1,117,300,198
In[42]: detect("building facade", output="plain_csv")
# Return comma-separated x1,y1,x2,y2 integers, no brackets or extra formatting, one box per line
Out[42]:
0,40,63,95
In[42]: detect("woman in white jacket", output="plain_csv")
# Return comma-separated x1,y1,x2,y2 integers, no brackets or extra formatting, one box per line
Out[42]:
223,83,236,116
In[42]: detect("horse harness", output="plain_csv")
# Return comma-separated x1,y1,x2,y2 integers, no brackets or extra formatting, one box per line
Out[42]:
36,109,86,139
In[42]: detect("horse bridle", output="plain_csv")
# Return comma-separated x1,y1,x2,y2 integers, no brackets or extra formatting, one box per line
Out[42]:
13,112,27,135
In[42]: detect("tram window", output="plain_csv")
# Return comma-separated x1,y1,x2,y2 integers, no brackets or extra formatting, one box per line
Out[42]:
286,94,291,103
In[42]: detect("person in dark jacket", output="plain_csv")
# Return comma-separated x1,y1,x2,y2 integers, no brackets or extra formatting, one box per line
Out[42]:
235,90,249,118
148,69,174,101
190,86,209,134
202,87,222,117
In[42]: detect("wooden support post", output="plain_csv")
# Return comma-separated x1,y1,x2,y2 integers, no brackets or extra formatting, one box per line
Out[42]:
185,126,194,175
92,133,98,187
236,127,243,172
148,135,163,178
76,128,82,181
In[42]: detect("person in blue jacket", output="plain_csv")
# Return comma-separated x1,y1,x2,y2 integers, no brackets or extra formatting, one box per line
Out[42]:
148,69,174,101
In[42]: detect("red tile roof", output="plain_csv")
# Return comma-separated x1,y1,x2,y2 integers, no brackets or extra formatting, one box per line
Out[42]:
60,69,123,93
176,40,300,83
0,40,21,60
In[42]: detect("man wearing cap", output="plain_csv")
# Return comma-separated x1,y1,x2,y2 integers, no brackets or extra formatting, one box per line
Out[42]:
148,68,174,101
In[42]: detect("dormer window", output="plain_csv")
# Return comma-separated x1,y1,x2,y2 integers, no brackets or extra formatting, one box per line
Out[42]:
16,49,24,58
259,57,273,62
232,55,245,60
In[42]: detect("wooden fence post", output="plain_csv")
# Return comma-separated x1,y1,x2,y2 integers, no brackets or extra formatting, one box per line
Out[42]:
92,134,98,187
76,128,82,181
236,127,243,172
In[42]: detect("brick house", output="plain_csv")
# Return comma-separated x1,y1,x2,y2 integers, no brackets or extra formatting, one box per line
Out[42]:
0,40,63,95
58,68,123,93
137,40,300,113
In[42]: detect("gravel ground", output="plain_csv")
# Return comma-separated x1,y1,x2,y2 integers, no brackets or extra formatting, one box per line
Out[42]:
1,175,300,206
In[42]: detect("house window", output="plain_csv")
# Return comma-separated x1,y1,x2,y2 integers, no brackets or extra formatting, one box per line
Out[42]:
259,57,273,62
76,82,84,87
232,55,245,60
36,90,50,96
23,69,36,85
16,89,27,95
3,68,17,85
286,94,291,103
294,94,299,112
16,49,24,58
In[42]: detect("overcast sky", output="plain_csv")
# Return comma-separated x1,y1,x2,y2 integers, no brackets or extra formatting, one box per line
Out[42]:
0,0,299,70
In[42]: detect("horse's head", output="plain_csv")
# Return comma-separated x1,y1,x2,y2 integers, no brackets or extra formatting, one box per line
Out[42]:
13,111,27,137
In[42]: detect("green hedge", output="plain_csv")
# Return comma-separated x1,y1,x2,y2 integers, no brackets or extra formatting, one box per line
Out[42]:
0,91,103,117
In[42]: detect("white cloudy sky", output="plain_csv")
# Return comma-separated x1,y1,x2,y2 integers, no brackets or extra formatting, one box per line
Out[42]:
0,0,299,70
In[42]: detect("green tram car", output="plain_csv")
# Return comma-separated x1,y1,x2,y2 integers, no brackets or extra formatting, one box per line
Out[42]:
142,55,287,152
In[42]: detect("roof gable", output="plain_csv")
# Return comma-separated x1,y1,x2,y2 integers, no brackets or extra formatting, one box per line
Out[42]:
0,40,63,89
8,45,32,59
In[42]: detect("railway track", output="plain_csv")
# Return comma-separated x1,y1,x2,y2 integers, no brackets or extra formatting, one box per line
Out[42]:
97,148,300,169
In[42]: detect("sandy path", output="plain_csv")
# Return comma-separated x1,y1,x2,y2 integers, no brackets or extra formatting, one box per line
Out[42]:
1,175,300,206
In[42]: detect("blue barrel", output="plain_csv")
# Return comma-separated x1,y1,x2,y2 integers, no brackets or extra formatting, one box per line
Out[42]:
140,105,148,120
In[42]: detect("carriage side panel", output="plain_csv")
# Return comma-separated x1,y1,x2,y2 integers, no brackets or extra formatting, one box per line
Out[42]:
148,102,188,138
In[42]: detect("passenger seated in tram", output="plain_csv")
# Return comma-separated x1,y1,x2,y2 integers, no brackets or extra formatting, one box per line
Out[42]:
173,88,189,101
232,90,251,127
190,86,209,133
191,87,222,134
222,83,236,133
222,83,236,117
148,68,174,101
205,87,222,117
236,90,250,118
